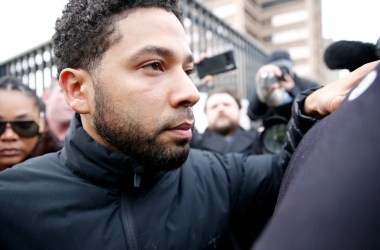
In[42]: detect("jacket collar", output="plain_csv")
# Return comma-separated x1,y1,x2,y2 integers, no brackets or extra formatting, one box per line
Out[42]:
60,113,151,189
201,127,255,154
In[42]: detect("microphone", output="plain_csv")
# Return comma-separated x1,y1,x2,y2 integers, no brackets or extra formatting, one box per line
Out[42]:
324,40,379,72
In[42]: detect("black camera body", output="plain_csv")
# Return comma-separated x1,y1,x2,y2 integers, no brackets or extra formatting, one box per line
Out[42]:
277,65,290,81
257,63,291,90
273,59,293,81
257,59,293,89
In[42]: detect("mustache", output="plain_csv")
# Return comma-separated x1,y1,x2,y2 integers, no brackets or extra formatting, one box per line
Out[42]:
159,108,194,131
216,113,229,119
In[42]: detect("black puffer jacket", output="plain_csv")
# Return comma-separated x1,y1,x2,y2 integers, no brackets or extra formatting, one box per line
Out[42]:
0,95,317,250
191,127,263,155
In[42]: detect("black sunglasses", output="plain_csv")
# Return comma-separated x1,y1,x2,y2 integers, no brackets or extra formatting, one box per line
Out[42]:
0,121,40,138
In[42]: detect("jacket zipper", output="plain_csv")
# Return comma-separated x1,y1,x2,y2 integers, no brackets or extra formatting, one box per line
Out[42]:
120,190,140,250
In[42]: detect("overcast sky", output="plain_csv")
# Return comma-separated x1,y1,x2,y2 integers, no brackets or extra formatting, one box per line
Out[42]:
0,0,379,63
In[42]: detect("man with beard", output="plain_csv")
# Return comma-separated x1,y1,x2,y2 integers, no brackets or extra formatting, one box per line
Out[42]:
0,1,376,250
191,88,262,155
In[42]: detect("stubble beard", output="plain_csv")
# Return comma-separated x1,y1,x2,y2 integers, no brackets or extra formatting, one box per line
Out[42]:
92,84,192,172
212,116,238,136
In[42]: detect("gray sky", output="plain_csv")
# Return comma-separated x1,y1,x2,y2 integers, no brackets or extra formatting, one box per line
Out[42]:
0,0,379,63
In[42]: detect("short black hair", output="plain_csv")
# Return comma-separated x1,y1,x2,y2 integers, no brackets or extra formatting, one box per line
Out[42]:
53,0,182,76
205,88,242,113
0,75,44,113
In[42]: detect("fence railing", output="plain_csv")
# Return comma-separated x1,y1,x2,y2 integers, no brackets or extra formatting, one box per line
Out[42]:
0,0,267,99
0,41,55,97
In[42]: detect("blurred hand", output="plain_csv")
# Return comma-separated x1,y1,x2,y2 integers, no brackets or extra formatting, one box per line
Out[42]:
304,60,379,116
195,52,214,84
256,64,295,92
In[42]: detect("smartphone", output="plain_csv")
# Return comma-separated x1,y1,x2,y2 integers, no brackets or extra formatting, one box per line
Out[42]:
196,50,237,79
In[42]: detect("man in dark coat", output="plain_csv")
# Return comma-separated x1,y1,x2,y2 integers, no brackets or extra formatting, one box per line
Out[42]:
252,61,380,250
0,1,374,249
191,88,262,155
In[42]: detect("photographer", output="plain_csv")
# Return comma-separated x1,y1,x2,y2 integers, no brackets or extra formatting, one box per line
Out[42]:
248,50,319,121
248,50,319,153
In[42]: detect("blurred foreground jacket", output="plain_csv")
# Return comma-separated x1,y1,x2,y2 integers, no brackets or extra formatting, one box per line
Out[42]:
252,63,380,250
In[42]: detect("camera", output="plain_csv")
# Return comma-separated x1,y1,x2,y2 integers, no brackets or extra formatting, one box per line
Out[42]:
260,116,289,154
257,60,292,90
255,59,294,107
277,64,291,81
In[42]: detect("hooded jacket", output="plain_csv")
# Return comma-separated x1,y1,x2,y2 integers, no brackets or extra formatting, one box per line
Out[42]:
0,95,316,250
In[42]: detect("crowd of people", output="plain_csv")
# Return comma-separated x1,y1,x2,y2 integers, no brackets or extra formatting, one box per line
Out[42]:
0,0,378,249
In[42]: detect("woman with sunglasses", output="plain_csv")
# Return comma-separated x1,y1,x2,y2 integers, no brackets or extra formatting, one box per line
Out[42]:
0,76,45,171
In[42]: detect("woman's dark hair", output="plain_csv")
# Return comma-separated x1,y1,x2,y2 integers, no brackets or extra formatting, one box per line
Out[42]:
53,0,181,75
0,76,44,113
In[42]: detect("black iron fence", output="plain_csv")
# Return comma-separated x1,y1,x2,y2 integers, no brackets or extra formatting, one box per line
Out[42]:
0,0,267,99
0,41,55,97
